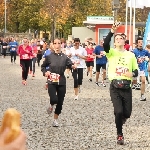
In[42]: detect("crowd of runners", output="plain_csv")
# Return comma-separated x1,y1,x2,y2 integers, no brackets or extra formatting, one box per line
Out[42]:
0,21,150,147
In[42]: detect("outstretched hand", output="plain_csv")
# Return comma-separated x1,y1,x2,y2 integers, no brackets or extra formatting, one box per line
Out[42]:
111,20,120,33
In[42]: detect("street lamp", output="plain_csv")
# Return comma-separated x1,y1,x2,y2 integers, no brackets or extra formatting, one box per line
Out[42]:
112,0,120,21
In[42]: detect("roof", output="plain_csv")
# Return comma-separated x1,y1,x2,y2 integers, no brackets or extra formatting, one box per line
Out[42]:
83,21,146,27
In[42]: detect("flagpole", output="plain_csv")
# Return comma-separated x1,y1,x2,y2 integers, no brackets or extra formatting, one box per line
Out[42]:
125,0,128,36
129,0,132,45
133,0,136,45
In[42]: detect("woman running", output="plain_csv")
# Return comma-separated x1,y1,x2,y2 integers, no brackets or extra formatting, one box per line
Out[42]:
18,38,33,85
41,38,76,127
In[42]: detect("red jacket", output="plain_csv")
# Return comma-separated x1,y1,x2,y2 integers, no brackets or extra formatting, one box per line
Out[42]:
18,45,33,59
86,48,94,62
124,44,130,51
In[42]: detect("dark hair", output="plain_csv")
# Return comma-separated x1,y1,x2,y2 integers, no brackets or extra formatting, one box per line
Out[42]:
114,34,125,40
136,37,143,43
125,40,129,44
74,38,80,43
121,33,126,38
53,38,61,44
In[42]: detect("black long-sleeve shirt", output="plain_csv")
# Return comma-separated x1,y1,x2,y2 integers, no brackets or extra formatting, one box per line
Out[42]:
41,52,73,85
103,31,114,53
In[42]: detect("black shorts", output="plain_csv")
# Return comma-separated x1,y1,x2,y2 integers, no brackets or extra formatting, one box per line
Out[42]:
96,64,106,72
86,61,94,67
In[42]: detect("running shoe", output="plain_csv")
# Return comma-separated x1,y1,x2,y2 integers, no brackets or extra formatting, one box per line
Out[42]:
89,78,92,82
101,82,106,87
140,95,146,101
74,95,78,100
135,83,141,90
117,134,124,145
22,80,27,85
53,119,59,127
47,105,53,114
95,82,100,86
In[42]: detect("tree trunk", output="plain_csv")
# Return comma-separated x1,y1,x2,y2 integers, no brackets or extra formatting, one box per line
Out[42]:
16,22,20,33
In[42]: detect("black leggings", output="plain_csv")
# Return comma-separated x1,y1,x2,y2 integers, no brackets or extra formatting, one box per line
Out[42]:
48,84,66,115
20,59,31,80
110,82,132,135
72,68,83,88
10,51,16,62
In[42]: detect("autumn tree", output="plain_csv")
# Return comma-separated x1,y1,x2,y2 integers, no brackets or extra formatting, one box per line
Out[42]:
0,0,5,31
43,0,72,41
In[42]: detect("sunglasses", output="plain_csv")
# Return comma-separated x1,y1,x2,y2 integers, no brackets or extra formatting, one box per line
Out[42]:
54,43,61,44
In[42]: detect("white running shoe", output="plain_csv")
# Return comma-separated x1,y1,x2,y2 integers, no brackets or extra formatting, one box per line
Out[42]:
140,95,146,101
74,95,78,100
53,119,59,127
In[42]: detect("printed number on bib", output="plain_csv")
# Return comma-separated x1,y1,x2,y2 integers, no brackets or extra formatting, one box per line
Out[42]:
12,48,16,51
22,54,29,59
115,67,129,76
48,73,60,83
72,59,80,66
137,57,145,63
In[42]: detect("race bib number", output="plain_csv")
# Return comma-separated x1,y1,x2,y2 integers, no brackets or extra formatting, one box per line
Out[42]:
100,51,106,56
3,46,7,49
48,73,60,82
72,59,80,66
12,48,16,51
137,57,145,63
115,67,129,76
22,54,29,59
89,55,94,58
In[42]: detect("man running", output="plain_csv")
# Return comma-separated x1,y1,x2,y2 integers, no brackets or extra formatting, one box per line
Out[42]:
103,22,138,145
132,37,150,101
9,37,18,64
94,40,107,87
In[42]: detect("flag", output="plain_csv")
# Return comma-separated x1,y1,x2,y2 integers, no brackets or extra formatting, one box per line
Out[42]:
128,0,144,9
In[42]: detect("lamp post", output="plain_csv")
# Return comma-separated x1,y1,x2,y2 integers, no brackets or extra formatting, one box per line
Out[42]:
4,0,7,33
112,0,120,21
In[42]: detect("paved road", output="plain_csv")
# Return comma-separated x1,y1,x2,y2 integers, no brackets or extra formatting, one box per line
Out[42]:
0,57,150,150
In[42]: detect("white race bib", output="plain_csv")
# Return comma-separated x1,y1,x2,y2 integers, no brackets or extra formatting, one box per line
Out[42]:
48,73,60,83
115,67,129,76
22,54,29,59
12,48,16,51
3,46,7,49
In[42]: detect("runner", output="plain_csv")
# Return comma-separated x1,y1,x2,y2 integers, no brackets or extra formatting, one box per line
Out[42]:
18,38,33,85
9,37,18,64
86,42,95,81
37,40,43,67
30,39,38,77
132,37,150,101
103,22,138,145
64,40,72,78
41,38,76,127
93,39,107,87
1,38,8,58
70,38,87,100
43,44,52,90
